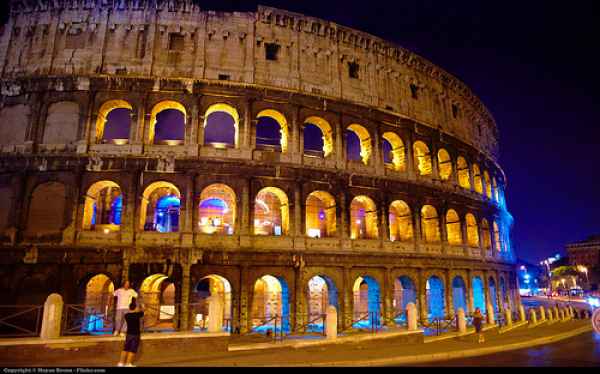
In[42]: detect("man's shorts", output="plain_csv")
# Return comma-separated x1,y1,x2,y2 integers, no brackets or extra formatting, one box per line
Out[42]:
124,334,141,353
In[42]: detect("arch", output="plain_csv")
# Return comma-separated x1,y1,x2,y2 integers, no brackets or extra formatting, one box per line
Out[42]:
499,276,508,309
251,275,290,333
393,276,416,321
472,276,486,312
457,156,471,189
204,103,239,148
472,163,483,194
489,277,499,312
421,205,441,243
483,170,492,199
83,274,115,333
0,104,29,145
426,276,445,320
437,149,452,181
493,221,503,252
445,209,462,246
256,109,288,152
352,276,381,328
95,100,133,143
254,187,289,236
198,183,236,235
82,180,123,231
346,124,372,164
382,132,406,172
26,182,66,235
413,141,432,176
389,200,413,242
466,213,480,247
306,275,338,332
481,218,492,250
492,177,499,202
139,182,182,232
140,274,176,331
148,101,186,145
452,276,467,314
304,116,333,157
44,101,79,144
350,195,378,239
192,275,232,332
305,191,337,238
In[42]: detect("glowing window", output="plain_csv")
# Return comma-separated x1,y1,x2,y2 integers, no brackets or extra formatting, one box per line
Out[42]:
481,218,492,250
306,191,336,238
413,141,432,176
382,132,406,172
445,209,462,246
457,157,471,189
483,170,492,199
254,187,289,236
437,149,452,181
304,117,333,158
148,101,186,145
389,200,413,242
198,184,236,235
493,221,502,252
466,213,480,247
346,124,371,165
95,100,133,144
421,205,441,243
350,196,378,239
472,164,483,194
83,181,123,231
256,109,288,152
140,182,181,232
492,177,500,202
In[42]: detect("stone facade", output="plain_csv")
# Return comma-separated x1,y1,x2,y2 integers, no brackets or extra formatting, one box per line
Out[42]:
0,0,517,334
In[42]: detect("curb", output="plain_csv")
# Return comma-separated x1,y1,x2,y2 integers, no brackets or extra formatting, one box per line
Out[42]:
286,323,593,367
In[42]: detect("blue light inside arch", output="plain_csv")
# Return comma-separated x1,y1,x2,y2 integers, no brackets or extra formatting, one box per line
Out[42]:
155,195,181,233
427,276,445,320
473,277,486,312
199,198,228,212
111,194,123,225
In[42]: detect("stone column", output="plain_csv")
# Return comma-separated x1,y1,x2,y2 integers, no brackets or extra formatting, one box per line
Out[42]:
335,114,344,169
241,99,252,150
380,198,389,243
326,305,338,340
466,270,474,314
342,266,352,330
293,182,303,237
207,295,224,333
293,266,304,333
418,269,428,322
240,179,250,236
373,129,384,176
291,105,301,163
407,303,418,331
339,192,348,240
383,268,393,325
431,143,440,181
439,209,448,254
239,266,250,333
179,262,191,331
187,103,199,146
457,308,467,334
445,271,454,318
406,132,416,179
41,294,64,339
412,207,422,253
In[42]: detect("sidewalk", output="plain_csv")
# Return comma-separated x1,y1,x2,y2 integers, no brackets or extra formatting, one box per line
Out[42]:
1,319,592,366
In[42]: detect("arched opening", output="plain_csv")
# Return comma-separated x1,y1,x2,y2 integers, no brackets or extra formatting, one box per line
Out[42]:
306,275,338,332
437,149,452,181
421,205,441,243
204,104,239,148
426,276,445,320
493,221,503,252
44,101,79,144
346,124,371,165
251,275,290,333
256,109,288,152
382,132,406,172
96,100,133,144
445,209,462,246
492,177,499,202
83,274,115,334
393,276,416,322
26,182,66,235
254,187,289,236
304,117,333,158
305,191,336,238
413,141,432,176
149,101,186,145
472,164,483,194
0,104,29,146
191,275,232,332
452,276,467,314
82,181,123,232
140,274,176,331
389,200,413,242
472,276,486,312
198,184,236,235
484,170,492,199
481,218,492,250
489,277,499,312
466,213,480,247
350,196,378,239
499,277,508,310
140,182,181,233
457,156,471,189
352,276,381,328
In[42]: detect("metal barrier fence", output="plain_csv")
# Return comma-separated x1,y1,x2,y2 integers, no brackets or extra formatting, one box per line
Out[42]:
61,304,115,336
0,305,43,337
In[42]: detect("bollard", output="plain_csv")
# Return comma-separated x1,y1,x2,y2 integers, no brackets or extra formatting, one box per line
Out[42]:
539,306,546,321
529,309,537,325
504,307,513,328
457,308,467,334
207,295,224,333
547,308,554,321
518,305,526,322
326,305,337,340
41,293,64,339
559,308,565,321
486,302,495,325
407,303,418,331
554,306,560,321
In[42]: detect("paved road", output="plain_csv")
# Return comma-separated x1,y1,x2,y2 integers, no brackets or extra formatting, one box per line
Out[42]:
410,331,600,367
521,296,591,311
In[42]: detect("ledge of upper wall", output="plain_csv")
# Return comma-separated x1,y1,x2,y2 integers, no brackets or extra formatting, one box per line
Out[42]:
1,0,500,163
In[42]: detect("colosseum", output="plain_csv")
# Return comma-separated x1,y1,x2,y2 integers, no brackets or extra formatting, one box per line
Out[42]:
0,0,517,336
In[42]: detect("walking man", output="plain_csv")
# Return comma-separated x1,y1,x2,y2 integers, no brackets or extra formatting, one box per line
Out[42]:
110,281,138,336
117,300,144,367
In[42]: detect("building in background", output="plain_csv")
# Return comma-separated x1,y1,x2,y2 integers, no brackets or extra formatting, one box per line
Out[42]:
567,235,600,291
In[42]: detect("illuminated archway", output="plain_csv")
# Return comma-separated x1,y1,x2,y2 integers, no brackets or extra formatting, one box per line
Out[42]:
481,218,492,250
140,274,176,331
204,103,239,148
492,177,499,202
306,275,338,332
256,109,288,152
304,117,333,157
466,213,480,247
457,156,471,189
393,276,416,322
148,101,186,145
350,196,378,239
305,191,336,238
472,164,483,194
389,200,413,242
421,205,441,243
353,276,381,328
452,276,467,314
254,187,289,236
83,274,114,333
445,209,462,246
426,276,445,320
413,141,432,176
198,184,236,235
382,132,406,172
192,275,232,332
140,182,181,232
95,100,133,144
437,149,452,181
251,275,290,333
489,277,499,312
346,124,372,164
493,221,503,252
82,181,123,231
499,277,508,309
472,276,486,312
483,170,492,199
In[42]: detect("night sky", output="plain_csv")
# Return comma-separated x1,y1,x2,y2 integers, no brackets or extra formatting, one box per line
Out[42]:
2,1,598,264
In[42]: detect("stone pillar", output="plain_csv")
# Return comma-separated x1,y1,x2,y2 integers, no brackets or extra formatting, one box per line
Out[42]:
339,192,348,240
539,306,546,321
326,305,338,340
180,262,191,331
342,267,353,330
457,307,467,334
418,270,428,322
407,303,418,331
413,208,422,253
239,266,250,333
504,307,512,328
290,106,301,163
431,144,440,181
380,199,389,243
335,115,344,169
293,267,304,333
519,305,526,322
240,180,250,236
241,99,252,150
41,294,64,339
445,271,453,318
486,302,495,325
529,309,537,325
293,183,303,237
207,295,224,333
383,268,393,325
406,132,416,179
466,270,474,314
